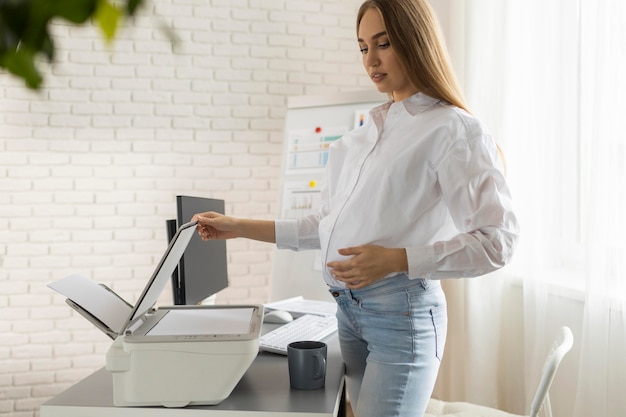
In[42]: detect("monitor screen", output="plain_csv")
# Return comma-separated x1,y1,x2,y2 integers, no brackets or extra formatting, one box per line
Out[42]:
168,195,229,305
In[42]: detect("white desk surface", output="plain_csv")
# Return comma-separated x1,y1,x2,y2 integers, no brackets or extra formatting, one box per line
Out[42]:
40,329,345,417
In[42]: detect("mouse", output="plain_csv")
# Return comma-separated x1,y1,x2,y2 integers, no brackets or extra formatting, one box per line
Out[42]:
263,310,294,324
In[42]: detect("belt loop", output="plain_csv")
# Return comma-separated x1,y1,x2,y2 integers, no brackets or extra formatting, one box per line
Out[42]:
419,278,429,290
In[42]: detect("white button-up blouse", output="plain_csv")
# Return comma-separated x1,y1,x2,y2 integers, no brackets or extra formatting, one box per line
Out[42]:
275,93,519,288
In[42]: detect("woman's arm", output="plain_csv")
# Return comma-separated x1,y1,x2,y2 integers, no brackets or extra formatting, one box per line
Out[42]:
192,211,276,243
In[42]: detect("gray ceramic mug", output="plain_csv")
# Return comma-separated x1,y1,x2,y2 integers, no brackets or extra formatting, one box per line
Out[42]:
287,341,327,390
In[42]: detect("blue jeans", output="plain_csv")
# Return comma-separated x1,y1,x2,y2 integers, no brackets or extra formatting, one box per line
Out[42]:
329,274,447,417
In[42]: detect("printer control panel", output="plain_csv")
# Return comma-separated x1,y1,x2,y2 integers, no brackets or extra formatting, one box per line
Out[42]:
174,334,252,342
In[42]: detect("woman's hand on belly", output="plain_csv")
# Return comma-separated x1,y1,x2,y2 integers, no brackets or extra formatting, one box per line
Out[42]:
326,245,408,289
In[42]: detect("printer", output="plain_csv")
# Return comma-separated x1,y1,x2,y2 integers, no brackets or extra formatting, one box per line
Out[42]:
49,221,264,407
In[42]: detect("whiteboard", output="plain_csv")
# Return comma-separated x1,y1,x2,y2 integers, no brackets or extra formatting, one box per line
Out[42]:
269,90,387,302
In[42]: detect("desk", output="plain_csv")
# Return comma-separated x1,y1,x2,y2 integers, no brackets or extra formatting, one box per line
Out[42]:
40,328,346,417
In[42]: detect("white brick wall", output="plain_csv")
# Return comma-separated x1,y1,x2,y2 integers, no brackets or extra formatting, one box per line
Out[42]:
0,0,370,415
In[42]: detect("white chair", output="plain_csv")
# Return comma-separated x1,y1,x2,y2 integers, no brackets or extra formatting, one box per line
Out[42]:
425,326,574,417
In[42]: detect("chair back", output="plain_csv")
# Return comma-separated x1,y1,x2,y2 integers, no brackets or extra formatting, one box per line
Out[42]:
529,326,574,417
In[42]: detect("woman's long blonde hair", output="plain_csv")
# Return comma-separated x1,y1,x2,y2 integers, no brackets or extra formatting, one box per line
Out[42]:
357,0,509,170
357,0,469,113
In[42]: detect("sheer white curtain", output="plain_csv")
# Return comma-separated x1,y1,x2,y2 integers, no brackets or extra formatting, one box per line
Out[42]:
574,1,626,416
433,0,626,415
432,0,525,411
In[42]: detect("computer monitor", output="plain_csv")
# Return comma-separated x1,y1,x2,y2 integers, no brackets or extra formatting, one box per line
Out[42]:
166,195,228,305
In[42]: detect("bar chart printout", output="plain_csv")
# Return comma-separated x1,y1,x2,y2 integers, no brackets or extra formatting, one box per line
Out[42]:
286,126,347,171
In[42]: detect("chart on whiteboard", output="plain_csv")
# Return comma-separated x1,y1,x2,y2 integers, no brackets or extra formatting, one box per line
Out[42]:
286,126,348,172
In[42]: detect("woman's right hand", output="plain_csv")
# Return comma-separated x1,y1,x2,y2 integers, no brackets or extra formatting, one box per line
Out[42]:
192,211,240,241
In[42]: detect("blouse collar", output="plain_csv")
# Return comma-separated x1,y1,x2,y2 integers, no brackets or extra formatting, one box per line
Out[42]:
399,92,442,116
369,92,442,127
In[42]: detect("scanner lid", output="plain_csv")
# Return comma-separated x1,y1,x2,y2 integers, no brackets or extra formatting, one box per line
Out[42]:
120,220,198,334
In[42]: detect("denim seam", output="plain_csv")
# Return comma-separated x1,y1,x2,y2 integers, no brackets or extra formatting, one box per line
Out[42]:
406,289,417,362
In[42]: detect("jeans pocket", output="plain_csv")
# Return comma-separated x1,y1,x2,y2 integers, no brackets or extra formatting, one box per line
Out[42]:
430,305,448,360
357,290,409,316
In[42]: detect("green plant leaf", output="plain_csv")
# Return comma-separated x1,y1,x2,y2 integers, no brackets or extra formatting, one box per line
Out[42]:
40,31,55,60
0,1,30,52
126,0,143,15
95,0,121,42
49,0,98,24
0,0,151,90
1,48,43,89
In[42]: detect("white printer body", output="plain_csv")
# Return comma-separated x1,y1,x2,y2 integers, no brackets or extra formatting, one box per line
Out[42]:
106,304,263,407
49,221,264,408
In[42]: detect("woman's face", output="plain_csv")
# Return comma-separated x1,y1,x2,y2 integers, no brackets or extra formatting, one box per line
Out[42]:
357,8,416,101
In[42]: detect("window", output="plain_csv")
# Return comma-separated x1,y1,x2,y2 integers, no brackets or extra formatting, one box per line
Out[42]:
461,0,626,292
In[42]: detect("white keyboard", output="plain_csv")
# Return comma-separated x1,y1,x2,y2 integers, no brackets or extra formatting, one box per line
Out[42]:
259,314,338,355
